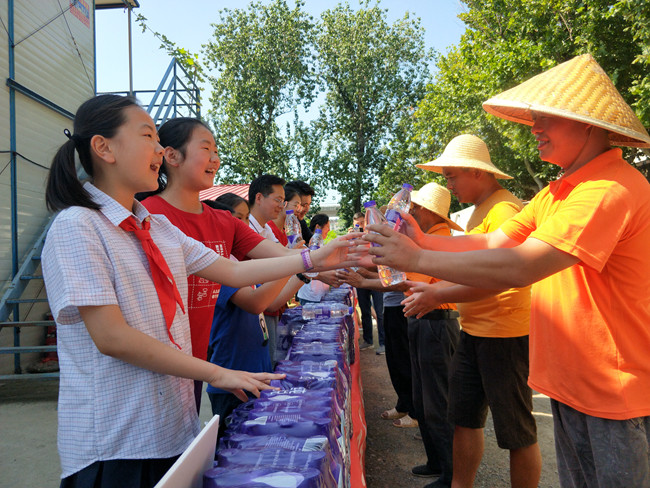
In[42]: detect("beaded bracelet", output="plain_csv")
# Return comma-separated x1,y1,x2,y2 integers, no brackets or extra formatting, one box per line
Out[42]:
301,248,314,271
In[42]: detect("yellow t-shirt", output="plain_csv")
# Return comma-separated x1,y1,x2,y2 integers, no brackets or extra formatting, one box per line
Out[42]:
458,189,531,338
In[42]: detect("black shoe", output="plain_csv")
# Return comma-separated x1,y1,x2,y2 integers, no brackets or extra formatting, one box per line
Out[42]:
411,464,441,478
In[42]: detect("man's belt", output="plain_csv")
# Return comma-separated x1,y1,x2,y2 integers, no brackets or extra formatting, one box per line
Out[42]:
421,309,459,320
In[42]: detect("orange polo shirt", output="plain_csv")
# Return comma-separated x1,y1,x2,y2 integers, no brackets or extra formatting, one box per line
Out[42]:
405,223,455,310
459,189,531,338
501,148,650,420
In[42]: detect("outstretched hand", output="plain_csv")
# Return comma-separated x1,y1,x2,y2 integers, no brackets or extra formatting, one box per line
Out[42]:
311,232,366,271
363,226,422,272
207,367,285,402
401,280,444,318
335,268,365,288
396,212,425,245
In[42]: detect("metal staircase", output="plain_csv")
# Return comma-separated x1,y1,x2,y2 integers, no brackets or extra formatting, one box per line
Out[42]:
0,57,201,380
102,58,201,126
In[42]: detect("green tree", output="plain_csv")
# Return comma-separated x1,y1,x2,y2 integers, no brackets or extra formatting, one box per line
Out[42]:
308,1,432,223
203,0,317,182
411,0,650,201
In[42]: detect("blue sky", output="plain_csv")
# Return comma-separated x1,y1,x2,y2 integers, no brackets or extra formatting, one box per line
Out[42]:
94,1,467,202
96,0,467,97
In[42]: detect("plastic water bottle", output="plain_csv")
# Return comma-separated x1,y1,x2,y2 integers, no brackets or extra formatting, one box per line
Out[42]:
305,228,323,278
350,223,361,271
364,200,407,287
384,183,413,232
284,210,302,249
302,302,353,320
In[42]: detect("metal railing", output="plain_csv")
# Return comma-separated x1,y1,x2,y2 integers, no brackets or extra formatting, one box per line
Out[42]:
100,58,201,126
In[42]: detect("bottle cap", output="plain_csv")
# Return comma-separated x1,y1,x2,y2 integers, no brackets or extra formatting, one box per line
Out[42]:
285,209,294,215
402,183,413,191
363,200,376,208
315,228,322,234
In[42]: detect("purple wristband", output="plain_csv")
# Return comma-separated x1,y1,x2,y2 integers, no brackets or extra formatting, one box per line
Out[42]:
301,248,314,271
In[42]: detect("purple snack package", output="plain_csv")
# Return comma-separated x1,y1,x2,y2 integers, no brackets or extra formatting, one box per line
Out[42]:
203,466,325,488
215,449,337,487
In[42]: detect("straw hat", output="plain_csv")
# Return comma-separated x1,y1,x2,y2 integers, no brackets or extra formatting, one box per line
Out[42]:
416,134,513,179
411,182,464,232
482,53,650,148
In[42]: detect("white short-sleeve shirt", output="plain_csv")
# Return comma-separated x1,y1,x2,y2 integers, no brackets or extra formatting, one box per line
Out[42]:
42,183,219,478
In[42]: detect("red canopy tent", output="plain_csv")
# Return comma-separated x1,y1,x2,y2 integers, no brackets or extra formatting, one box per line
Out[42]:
199,184,250,201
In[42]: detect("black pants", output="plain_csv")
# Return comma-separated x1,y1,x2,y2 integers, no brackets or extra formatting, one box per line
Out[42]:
383,305,413,416
60,457,179,488
208,391,245,439
408,315,460,484
357,287,384,346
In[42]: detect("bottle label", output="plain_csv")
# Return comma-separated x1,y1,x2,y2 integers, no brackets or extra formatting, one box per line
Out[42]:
287,234,299,247
385,209,402,231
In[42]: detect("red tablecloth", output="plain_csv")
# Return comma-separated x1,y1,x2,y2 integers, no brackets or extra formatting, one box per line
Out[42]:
349,303,367,487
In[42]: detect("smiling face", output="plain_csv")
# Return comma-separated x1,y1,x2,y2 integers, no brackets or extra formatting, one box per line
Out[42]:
107,106,164,195
171,125,221,192
297,194,312,219
255,184,286,222
284,195,303,215
531,113,591,169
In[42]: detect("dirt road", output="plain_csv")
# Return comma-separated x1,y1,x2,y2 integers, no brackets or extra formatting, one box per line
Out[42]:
358,346,559,488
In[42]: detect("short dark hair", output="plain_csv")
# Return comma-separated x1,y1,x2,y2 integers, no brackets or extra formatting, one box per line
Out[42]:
309,213,329,232
215,192,248,210
248,174,286,204
285,180,315,197
283,184,300,202
353,212,365,220
202,199,233,213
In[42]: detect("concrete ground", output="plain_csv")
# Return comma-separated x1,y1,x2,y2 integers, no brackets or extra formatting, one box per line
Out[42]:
0,336,559,488
0,379,215,488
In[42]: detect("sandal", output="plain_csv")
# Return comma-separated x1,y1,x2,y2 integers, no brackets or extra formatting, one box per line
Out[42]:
380,408,406,420
393,414,419,428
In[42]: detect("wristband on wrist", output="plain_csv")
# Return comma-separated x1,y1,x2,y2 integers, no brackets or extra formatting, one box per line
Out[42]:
296,273,311,284
301,248,314,271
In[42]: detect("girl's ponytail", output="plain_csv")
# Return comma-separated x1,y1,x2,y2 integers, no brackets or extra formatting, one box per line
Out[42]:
45,137,98,212
45,94,138,212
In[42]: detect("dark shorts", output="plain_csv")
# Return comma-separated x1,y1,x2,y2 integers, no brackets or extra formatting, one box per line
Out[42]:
448,331,537,450
60,456,179,488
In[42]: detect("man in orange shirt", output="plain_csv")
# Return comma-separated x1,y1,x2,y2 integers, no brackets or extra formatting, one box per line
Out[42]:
364,54,650,487
403,135,541,488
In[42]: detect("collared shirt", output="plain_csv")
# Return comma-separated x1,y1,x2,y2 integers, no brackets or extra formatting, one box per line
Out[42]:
248,212,280,242
501,148,650,420
42,183,218,478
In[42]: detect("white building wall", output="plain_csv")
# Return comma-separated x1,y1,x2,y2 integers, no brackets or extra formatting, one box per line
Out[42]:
0,0,95,296
1,0,96,373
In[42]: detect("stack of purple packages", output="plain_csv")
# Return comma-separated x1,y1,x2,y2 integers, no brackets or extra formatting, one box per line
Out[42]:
206,293,355,488
203,466,327,488
275,308,307,362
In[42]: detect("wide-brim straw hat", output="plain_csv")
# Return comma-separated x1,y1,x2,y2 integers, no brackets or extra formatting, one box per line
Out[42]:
482,53,650,148
416,134,513,179
411,182,464,232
